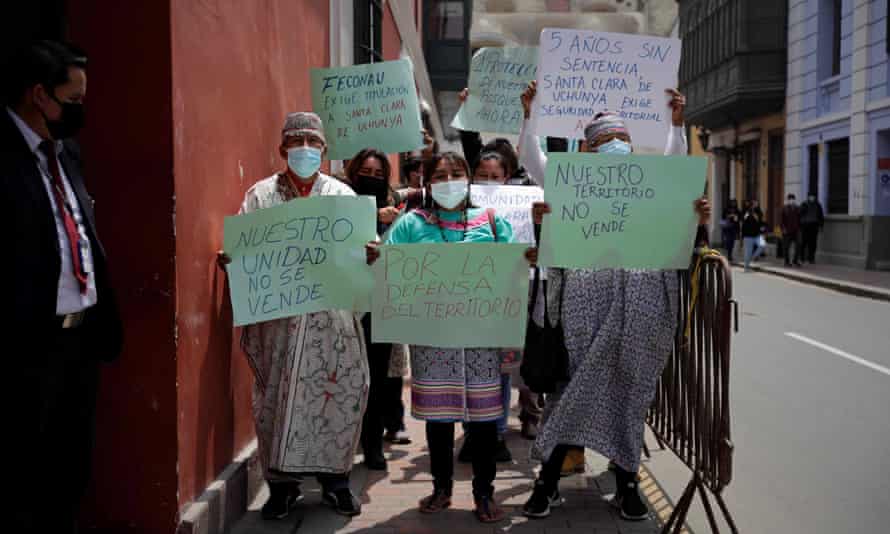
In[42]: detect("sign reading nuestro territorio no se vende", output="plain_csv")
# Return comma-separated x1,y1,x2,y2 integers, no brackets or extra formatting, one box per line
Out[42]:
530,29,681,152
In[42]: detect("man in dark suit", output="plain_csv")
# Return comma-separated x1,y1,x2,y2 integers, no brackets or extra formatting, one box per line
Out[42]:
2,40,122,533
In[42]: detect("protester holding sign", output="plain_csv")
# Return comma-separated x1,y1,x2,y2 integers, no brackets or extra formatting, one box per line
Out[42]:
219,112,366,520
517,85,711,522
367,152,527,524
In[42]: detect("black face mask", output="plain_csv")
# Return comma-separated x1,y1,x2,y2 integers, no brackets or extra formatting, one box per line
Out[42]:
355,174,389,208
43,94,85,140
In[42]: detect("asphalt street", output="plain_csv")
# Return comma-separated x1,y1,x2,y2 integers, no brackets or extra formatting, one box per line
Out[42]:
644,267,890,534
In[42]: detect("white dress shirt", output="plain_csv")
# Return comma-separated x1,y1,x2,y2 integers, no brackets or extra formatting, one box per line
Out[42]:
7,108,98,314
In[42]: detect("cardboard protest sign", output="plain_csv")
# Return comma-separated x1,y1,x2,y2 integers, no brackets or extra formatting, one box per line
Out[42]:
530,29,681,151
470,184,544,245
224,196,376,326
311,59,423,160
371,243,530,348
451,47,538,134
538,153,707,270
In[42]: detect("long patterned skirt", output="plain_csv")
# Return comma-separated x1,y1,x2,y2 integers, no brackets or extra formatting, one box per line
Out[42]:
409,347,503,423
531,268,679,472
241,311,369,478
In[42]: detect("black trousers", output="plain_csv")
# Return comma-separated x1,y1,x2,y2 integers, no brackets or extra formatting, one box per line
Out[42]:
360,314,391,459
783,232,801,265
426,421,497,497
539,444,572,491
13,325,99,534
801,224,820,262
382,376,406,433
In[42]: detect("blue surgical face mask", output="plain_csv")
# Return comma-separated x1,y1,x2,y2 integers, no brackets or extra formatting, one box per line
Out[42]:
287,146,322,179
596,138,632,155
431,179,469,209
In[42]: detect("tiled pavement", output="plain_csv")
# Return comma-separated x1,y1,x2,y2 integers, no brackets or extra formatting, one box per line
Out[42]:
230,387,666,534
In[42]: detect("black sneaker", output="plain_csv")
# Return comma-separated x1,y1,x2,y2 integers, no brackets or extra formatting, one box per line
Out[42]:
493,437,512,463
457,435,473,463
323,487,362,517
261,483,303,520
522,481,564,519
610,480,649,521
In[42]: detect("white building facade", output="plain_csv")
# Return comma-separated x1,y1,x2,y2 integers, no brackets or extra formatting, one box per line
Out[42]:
786,0,890,269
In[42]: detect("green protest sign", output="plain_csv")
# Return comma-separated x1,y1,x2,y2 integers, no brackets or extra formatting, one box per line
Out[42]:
451,47,538,135
371,243,530,348
311,59,423,160
539,153,707,270
224,196,376,326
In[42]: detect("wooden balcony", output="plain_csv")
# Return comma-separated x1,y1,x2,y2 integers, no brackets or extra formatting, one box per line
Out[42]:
678,0,787,129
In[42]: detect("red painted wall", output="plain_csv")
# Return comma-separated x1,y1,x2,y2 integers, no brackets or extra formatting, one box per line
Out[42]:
68,1,418,530
383,2,404,186
170,0,331,507
69,1,179,533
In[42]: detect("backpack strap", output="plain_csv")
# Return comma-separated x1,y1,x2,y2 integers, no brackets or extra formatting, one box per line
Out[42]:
486,208,498,241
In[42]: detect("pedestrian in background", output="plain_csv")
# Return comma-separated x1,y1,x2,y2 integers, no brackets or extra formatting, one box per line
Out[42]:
742,200,766,272
721,199,741,263
781,194,802,267
800,193,825,263
4,40,123,534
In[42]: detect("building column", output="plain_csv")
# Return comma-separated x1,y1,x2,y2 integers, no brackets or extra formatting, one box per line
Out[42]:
849,0,872,216
329,0,354,176
785,0,806,205
729,153,737,200
819,141,829,207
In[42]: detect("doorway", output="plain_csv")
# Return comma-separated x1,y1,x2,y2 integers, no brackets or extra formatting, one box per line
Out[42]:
768,131,785,227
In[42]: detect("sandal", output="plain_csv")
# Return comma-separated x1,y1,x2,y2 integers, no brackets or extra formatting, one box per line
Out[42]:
473,494,506,523
419,489,452,514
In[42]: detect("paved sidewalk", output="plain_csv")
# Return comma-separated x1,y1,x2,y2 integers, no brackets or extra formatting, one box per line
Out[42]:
731,256,890,302
230,387,663,534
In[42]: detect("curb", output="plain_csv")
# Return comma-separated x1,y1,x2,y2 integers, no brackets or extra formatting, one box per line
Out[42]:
731,262,890,302
176,439,259,534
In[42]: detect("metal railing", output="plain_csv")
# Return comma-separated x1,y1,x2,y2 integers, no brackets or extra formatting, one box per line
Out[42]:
647,252,740,534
